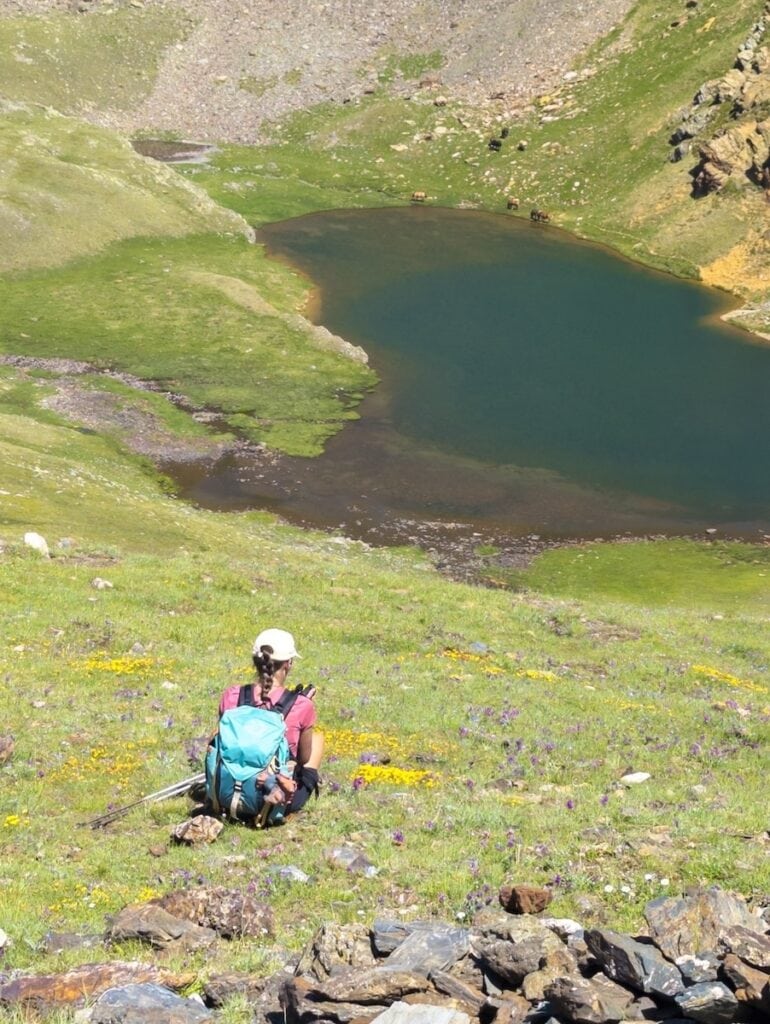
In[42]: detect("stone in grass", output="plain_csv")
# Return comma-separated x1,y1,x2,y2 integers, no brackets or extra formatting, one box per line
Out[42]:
88,982,212,1023
171,815,223,846
24,531,50,557
499,883,553,915
0,962,196,1009
619,771,651,785
154,887,274,940
674,981,739,1023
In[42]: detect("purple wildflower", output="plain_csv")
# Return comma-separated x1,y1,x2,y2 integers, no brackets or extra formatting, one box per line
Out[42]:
392,829,405,846
566,799,575,810
352,776,365,791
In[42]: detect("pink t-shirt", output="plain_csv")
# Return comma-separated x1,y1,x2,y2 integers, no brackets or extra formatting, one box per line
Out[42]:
218,683,316,758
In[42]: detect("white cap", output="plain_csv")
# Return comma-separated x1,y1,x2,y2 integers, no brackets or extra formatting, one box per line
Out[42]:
252,628,301,661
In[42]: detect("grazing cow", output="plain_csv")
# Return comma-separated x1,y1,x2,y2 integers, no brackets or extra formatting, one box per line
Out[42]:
411,191,427,202
488,138,503,152
530,208,550,223
500,127,509,139
506,196,520,210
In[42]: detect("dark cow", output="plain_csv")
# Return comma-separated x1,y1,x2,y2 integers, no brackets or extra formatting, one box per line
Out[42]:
488,138,503,152
530,208,550,223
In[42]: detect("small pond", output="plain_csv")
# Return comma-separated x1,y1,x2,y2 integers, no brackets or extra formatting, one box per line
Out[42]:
167,207,770,554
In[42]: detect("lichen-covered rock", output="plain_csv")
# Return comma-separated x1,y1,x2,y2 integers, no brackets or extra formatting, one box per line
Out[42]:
644,887,767,960
295,922,377,981
0,962,195,1010
106,904,217,952
154,886,274,939
719,924,770,969
171,815,223,845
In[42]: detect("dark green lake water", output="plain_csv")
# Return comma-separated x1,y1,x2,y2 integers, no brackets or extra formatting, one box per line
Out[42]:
174,207,770,547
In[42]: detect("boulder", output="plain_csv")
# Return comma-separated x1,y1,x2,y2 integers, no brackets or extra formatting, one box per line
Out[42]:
154,886,274,939
644,887,767,960
295,922,377,981
544,973,633,1023
498,884,553,915
721,953,770,1013
719,924,770,968
106,904,217,952
202,971,266,1008
171,815,223,846
369,1003,470,1024
427,971,487,1016
88,983,212,1024
471,912,575,986
675,952,720,984
584,928,684,999
294,967,435,1004
673,981,739,1023
388,926,470,974
0,962,195,1010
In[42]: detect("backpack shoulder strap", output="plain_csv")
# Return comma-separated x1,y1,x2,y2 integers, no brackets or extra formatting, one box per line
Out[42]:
272,683,315,719
237,684,256,707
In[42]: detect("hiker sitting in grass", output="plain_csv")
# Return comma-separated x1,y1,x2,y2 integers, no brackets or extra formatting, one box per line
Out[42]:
211,628,323,823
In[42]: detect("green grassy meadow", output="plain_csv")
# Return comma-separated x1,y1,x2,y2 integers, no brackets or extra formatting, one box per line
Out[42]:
0,0,768,1010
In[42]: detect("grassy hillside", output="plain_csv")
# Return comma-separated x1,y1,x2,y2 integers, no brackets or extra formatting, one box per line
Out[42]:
0,2,768,1008
1,418,768,981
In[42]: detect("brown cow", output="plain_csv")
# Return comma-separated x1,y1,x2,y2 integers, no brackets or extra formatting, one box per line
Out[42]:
530,208,550,223
411,191,427,202
506,196,520,210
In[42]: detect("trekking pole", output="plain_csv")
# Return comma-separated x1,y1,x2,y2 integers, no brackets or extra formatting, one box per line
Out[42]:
81,772,206,829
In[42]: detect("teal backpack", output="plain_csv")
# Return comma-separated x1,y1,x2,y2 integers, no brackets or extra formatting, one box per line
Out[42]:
205,684,307,827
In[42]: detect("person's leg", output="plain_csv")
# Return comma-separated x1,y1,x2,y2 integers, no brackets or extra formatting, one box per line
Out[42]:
287,731,324,814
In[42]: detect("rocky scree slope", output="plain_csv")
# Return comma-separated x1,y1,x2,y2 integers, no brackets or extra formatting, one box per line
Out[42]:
0,0,636,143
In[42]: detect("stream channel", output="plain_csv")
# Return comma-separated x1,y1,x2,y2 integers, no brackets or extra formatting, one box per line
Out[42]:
166,207,770,568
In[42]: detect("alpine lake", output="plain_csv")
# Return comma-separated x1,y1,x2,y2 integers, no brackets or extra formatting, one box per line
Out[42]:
166,207,770,564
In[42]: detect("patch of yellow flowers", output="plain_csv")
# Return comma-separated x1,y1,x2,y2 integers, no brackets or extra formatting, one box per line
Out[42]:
47,743,143,788
77,654,160,677
353,764,436,788
692,664,768,696
326,729,406,758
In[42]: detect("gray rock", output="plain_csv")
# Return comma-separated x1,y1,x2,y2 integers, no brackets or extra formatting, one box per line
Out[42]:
42,932,101,954
295,967,434,1004
585,929,684,998
719,924,770,968
674,952,720,984
202,970,266,1008
472,912,577,979
89,983,212,1023
369,1002,470,1024
645,887,767,961
326,845,379,877
544,973,632,1023
673,982,739,1023
388,926,470,974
